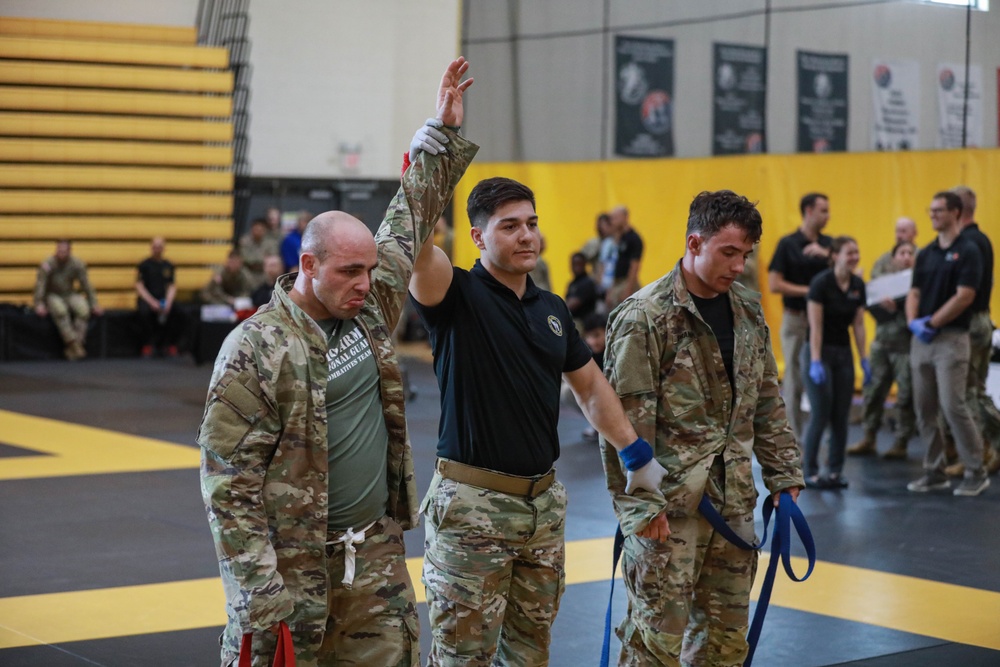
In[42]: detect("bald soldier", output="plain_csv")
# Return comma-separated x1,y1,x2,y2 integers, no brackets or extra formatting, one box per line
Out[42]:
197,58,477,667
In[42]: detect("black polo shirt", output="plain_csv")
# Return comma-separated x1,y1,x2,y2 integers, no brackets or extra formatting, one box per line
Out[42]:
566,274,598,320
767,230,833,311
136,258,175,301
959,223,994,313
412,260,593,476
807,268,866,348
912,235,982,331
614,229,644,279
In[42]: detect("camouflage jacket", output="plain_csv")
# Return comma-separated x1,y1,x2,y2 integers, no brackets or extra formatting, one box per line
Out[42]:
200,266,255,305
33,255,97,307
867,250,910,352
197,129,478,635
601,262,804,535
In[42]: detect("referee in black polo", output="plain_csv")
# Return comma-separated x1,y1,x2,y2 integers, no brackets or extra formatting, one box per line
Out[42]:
408,174,667,667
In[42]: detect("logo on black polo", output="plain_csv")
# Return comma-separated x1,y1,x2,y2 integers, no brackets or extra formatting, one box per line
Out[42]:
946,251,959,262
547,315,563,336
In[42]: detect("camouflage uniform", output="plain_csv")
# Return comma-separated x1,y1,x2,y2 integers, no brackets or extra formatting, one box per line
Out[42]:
198,130,477,667
238,234,280,287
200,266,255,305
602,262,803,666
859,250,916,448
33,254,98,349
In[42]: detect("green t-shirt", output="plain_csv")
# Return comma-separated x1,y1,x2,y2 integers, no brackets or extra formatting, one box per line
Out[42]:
317,317,389,531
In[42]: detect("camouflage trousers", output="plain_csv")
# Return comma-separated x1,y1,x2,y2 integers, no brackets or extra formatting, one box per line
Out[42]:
222,515,419,667
956,311,1000,444
779,310,808,442
860,339,916,440
46,293,89,345
421,472,567,667
617,512,757,667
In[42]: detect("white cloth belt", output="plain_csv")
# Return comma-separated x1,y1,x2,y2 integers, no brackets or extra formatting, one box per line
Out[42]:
326,519,377,589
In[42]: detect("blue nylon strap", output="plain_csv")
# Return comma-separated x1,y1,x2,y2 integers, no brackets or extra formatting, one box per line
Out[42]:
599,491,814,667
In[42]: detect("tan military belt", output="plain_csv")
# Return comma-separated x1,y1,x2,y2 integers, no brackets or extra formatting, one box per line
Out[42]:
436,458,555,499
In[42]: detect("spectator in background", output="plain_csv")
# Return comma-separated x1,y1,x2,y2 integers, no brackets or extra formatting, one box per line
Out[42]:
529,234,552,291
849,240,918,459
265,205,283,244
433,215,454,261
580,212,611,287
136,237,184,358
201,250,253,306
281,210,312,272
238,218,280,288
33,239,101,361
251,255,284,309
566,251,598,325
605,205,644,310
906,191,987,496
801,236,869,489
734,246,759,292
871,217,918,276
767,192,833,444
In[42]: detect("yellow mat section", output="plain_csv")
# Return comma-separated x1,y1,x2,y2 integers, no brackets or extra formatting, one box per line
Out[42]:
0,410,199,480
0,547,998,650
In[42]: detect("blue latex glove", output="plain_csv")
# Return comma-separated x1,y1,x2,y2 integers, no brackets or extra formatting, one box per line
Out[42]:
809,360,826,385
409,118,449,162
908,316,937,344
861,358,872,386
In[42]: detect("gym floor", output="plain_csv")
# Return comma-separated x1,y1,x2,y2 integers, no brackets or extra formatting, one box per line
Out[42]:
1,351,998,666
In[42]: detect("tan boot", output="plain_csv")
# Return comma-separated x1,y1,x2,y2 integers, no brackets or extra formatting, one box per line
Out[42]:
847,432,877,456
64,342,83,361
944,461,965,477
881,440,908,460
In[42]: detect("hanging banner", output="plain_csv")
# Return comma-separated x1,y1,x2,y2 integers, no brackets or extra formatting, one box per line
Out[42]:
712,43,767,155
797,50,849,153
871,59,920,150
614,35,675,158
937,63,983,148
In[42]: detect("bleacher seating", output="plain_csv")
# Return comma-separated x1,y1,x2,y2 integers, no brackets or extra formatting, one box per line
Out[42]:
0,16,235,311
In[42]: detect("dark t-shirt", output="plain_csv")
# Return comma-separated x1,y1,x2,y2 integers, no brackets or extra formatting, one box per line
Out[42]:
614,229,644,280
959,223,994,313
412,261,593,476
768,230,833,311
690,292,735,391
912,236,983,331
807,269,866,348
137,258,175,301
566,274,598,320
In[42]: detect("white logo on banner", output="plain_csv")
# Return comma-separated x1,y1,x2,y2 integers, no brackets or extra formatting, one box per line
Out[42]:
871,59,920,150
937,63,982,148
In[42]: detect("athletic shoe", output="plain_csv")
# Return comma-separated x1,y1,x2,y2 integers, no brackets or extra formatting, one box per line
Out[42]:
906,473,951,493
953,473,990,497
826,473,849,489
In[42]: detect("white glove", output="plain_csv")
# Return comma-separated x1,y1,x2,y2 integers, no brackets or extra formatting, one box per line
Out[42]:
625,457,668,495
409,118,449,162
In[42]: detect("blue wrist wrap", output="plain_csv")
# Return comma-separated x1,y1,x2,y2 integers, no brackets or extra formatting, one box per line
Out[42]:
619,438,653,471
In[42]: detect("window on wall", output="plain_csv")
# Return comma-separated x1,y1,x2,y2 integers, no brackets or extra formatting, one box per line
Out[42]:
922,0,989,9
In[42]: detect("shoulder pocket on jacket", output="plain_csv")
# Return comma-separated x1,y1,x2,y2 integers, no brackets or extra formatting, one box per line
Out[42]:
197,377,264,460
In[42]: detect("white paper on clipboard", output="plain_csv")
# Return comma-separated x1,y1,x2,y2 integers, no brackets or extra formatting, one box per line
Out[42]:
866,269,912,306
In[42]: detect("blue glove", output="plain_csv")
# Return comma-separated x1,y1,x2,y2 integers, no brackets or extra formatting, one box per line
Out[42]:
861,358,872,386
908,316,937,344
409,118,449,162
809,360,826,385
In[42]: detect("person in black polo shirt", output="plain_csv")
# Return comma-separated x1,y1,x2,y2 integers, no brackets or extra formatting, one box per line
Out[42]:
135,237,184,357
801,236,870,489
409,176,667,666
906,190,988,496
767,192,833,444
565,251,598,325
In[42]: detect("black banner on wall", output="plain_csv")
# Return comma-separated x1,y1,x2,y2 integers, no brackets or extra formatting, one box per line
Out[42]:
797,50,849,152
712,43,767,155
614,35,674,158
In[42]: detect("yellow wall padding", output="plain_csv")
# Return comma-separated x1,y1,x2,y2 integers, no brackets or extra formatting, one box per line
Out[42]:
0,165,233,191
0,36,227,68
0,86,233,117
0,266,212,292
0,191,233,216
0,216,233,241
454,148,1000,374
0,138,233,166
0,241,231,267
0,61,233,93
0,112,233,142
0,17,196,45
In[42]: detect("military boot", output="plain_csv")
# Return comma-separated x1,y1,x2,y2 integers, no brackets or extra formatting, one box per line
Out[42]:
881,438,908,460
985,446,1000,476
847,431,877,456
